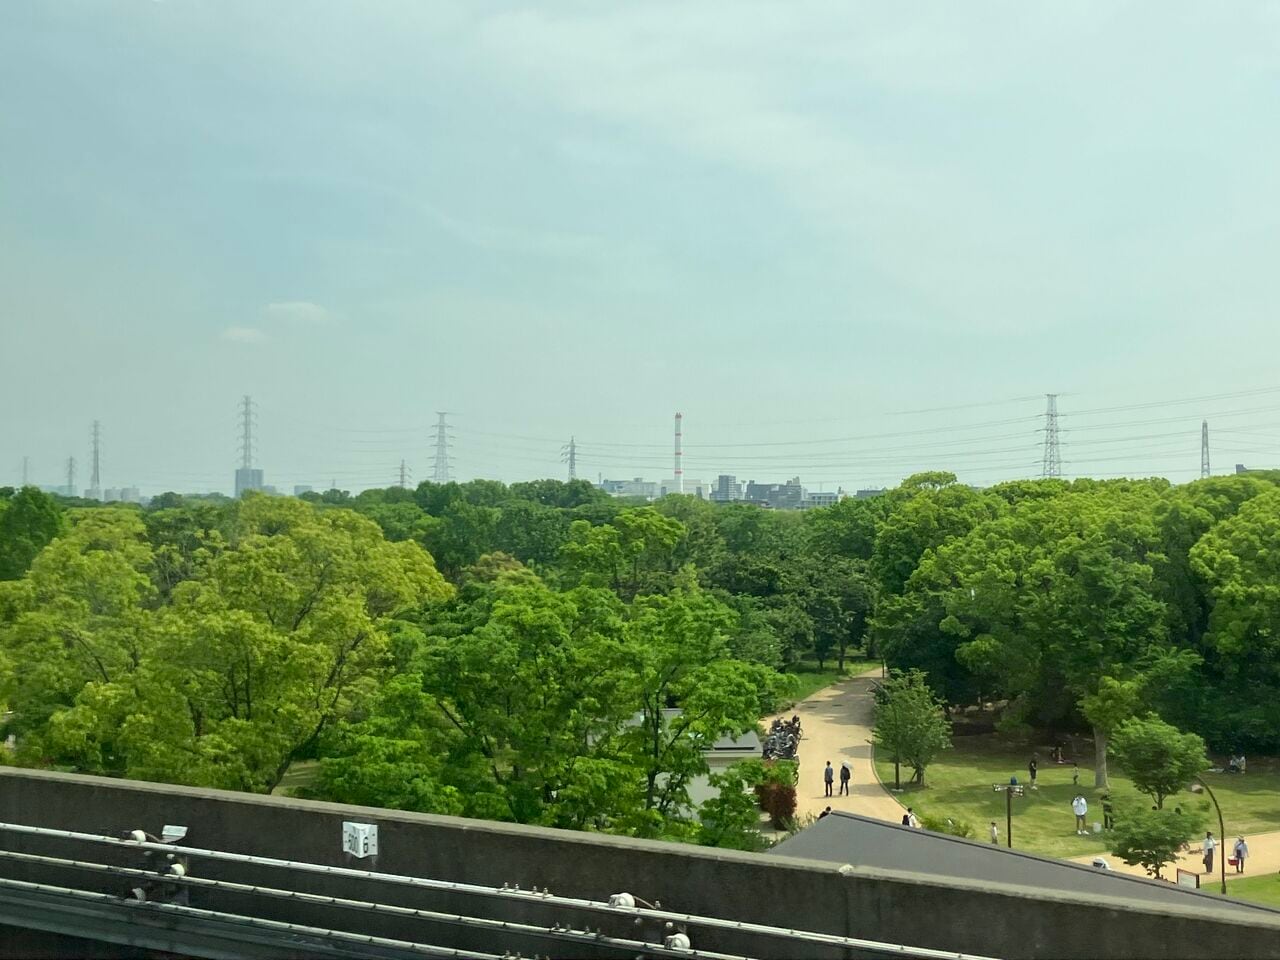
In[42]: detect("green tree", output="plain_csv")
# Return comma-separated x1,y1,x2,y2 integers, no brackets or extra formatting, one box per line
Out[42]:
1191,488,1280,748
560,508,685,600
0,497,452,793
623,582,777,823
1111,715,1208,809
872,669,952,788
0,487,64,580
695,764,768,851
1110,799,1205,880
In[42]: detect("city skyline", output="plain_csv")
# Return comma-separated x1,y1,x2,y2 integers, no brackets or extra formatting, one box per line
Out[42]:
8,387,1280,499
5,4,1280,491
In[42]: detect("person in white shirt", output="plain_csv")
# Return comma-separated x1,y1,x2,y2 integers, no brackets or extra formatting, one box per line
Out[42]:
989,821,999,844
1234,836,1249,874
1203,832,1217,874
1071,795,1088,835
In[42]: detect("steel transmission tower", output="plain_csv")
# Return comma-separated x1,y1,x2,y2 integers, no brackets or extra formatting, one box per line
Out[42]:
398,459,411,489
65,457,76,496
1201,420,1211,479
239,396,256,470
431,413,453,484
1041,395,1061,478
561,436,577,480
21,456,28,487
89,420,102,498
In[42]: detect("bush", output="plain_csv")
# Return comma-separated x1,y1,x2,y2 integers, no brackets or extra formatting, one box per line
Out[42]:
920,814,974,838
755,782,798,829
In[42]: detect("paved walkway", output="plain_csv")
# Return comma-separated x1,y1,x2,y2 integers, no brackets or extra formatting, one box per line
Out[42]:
766,664,907,824
1070,828,1280,883
771,672,1280,890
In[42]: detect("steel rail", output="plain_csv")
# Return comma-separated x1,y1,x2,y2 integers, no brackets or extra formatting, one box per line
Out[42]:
0,820,997,960
0,848,740,960
0,874,503,959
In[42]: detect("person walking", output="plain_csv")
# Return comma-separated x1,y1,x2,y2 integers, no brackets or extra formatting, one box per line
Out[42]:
989,821,999,845
1203,832,1217,874
1071,763,1080,786
1028,756,1038,788
838,761,851,796
901,807,919,828
818,806,832,820
1071,795,1088,835
1101,792,1114,830
823,761,834,797
1234,836,1248,874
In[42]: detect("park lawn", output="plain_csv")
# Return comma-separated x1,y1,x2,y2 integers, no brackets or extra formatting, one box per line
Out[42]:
271,759,320,797
1215,874,1280,909
778,659,867,708
873,735,1280,861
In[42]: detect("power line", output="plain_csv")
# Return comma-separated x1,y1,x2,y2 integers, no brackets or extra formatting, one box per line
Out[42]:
240,396,256,470
89,420,102,498
431,412,453,484
1041,395,1062,478
560,436,577,480
1201,420,1211,479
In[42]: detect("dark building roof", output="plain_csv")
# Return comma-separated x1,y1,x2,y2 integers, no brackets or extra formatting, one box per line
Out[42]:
770,811,1276,917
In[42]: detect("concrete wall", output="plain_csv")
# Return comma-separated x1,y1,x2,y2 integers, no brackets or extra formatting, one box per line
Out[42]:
0,767,1278,959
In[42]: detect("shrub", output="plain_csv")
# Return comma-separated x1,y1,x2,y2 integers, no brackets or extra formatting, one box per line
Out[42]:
920,814,974,838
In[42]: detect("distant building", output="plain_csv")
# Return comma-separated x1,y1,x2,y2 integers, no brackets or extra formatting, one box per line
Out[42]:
744,477,804,510
599,478,658,500
801,490,840,510
83,487,102,501
235,467,264,498
293,485,314,496
119,486,141,503
1237,464,1250,474
710,475,743,502
103,488,121,503
660,478,709,498
855,488,887,499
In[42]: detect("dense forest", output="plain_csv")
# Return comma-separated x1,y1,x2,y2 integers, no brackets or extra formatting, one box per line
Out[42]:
2,469,1279,844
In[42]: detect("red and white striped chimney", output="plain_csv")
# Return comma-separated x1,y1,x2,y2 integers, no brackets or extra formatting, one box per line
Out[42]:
674,412,684,495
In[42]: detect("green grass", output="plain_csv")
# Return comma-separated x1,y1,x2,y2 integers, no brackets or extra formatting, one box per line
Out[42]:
777,658,871,708
272,759,320,797
1215,873,1280,908
873,735,1280,860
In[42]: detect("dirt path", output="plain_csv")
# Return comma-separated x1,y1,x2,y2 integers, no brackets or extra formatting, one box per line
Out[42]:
1070,828,1280,884
766,664,908,824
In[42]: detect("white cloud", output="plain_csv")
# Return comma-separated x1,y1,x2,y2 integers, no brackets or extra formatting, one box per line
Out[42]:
262,301,334,326
221,326,266,343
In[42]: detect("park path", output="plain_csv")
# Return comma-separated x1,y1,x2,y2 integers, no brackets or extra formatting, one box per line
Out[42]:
772,673,1280,890
765,664,908,824
1070,827,1280,884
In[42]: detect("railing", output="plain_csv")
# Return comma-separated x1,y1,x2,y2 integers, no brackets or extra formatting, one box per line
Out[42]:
0,820,998,960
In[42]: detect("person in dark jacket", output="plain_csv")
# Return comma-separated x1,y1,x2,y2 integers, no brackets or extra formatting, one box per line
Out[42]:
838,762,851,796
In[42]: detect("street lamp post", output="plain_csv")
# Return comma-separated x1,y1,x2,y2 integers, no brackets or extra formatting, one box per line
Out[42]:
1192,776,1227,895
993,780,1024,848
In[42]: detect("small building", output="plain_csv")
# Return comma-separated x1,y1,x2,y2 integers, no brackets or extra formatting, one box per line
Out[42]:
235,467,264,498
599,477,658,500
801,490,840,510
710,474,743,502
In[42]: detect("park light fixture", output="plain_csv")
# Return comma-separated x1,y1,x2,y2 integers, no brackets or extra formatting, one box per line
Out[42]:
992,779,1025,848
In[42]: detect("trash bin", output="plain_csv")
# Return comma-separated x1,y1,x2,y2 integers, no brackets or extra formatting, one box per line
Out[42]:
1092,822,1102,833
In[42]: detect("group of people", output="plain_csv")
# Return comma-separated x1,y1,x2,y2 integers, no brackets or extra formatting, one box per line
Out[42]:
1202,832,1250,874
822,759,852,797
1227,754,1248,774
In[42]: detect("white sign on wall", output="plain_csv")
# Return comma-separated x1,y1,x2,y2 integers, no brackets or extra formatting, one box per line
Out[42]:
342,821,378,858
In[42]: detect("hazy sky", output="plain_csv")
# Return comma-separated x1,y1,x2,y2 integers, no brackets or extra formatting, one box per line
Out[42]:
4,2,1280,495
